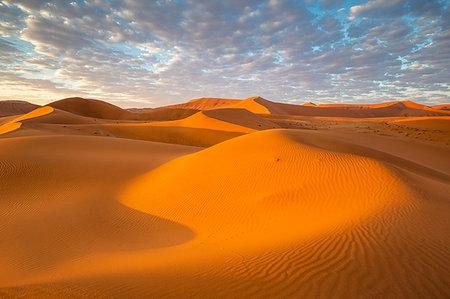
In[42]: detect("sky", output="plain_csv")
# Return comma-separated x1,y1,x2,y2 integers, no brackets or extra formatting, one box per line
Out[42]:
0,0,449,108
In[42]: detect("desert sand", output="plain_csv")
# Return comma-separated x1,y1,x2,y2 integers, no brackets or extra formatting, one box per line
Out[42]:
0,97,449,298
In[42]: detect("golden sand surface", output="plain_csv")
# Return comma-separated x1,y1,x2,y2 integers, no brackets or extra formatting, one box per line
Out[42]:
0,98,449,298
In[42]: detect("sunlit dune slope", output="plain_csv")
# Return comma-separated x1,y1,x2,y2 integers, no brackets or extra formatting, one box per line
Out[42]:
93,109,278,147
121,129,412,244
433,104,450,111
393,116,450,130
0,106,54,135
0,100,40,117
150,109,259,133
231,96,286,114
162,97,241,110
115,128,449,297
203,108,279,130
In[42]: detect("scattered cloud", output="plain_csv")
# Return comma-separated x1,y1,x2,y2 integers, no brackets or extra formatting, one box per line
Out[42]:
0,0,448,107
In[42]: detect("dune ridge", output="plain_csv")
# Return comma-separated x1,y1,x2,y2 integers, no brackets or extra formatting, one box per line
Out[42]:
0,96,449,298
0,106,54,135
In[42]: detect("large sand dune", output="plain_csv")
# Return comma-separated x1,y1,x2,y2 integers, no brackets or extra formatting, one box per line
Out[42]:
0,100,40,117
164,97,450,117
0,97,449,298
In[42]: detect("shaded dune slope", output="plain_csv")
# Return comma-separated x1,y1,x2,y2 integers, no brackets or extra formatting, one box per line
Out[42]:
48,97,133,120
49,97,196,121
0,135,200,286
0,100,41,117
273,100,450,117
162,97,241,110
96,109,278,147
162,97,450,117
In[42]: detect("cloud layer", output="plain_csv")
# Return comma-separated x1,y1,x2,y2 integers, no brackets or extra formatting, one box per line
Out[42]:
0,0,448,107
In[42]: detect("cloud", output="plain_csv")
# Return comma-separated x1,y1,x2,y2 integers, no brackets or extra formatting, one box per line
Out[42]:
0,0,448,106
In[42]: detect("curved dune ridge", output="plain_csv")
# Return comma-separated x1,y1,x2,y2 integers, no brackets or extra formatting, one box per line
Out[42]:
150,109,258,133
113,129,450,297
121,130,409,246
48,97,134,120
115,129,448,297
0,106,54,135
163,97,241,110
93,109,276,147
121,129,413,244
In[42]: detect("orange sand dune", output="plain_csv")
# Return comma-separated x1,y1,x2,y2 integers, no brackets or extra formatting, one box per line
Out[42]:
89,109,278,147
162,97,241,110
150,109,259,133
231,96,286,114
50,97,199,121
433,104,450,111
161,97,450,117
0,106,54,135
48,97,135,119
128,107,199,120
0,99,449,297
393,116,450,130
0,100,40,117
0,135,201,290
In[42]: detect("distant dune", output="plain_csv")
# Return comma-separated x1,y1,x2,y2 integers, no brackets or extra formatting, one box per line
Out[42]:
433,104,450,111
162,97,241,110
0,100,40,117
48,97,197,121
0,96,449,298
159,97,450,118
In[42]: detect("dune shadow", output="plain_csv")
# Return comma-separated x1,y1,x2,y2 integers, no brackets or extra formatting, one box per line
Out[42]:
2,196,196,272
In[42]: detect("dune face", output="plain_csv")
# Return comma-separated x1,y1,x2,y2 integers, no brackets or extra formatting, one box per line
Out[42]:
433,104,450,111
0,106,54,135
0,100,40,117
1,97,449,298
48,97,136,120
162,97,241,110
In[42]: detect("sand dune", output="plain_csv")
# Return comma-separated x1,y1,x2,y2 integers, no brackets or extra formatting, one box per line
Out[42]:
0,97,449,298
163,97,450,117
0,100,40,117
393,116,450,130
48,97,135,119
433,104,450,111
162,97,241,110
49,97,196,121
0,106,54,135
90,109,278,147
127,107,199,120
